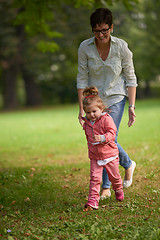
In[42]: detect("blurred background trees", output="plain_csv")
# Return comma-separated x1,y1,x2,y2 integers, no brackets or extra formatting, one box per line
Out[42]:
0,0,159,110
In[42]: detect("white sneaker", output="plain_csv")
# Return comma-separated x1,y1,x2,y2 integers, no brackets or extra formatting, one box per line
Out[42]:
123,161,136,188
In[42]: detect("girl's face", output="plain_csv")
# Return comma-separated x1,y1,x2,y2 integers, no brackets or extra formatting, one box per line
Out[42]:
93,22,113,44
85,103,103,122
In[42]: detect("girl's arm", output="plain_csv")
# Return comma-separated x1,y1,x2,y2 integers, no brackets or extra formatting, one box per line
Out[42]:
94,116,117,143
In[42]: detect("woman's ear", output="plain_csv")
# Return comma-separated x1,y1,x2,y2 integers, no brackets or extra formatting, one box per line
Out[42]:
110,24,114,33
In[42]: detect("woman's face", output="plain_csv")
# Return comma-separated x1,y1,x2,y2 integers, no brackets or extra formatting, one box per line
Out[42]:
93,23,113,44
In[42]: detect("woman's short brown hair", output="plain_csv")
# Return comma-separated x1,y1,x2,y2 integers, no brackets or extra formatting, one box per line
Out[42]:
90,8,113,30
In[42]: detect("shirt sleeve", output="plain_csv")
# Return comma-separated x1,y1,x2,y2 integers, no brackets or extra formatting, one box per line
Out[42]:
103,115,117,143
77,42,89,89
121,41,138,87
100,135,106,143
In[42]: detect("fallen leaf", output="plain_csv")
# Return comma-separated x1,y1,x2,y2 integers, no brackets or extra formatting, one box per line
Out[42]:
24,197,31,202
145,204,149,208
11,201,16,205
24,233,30,236
8,236,14,240
31,168,36,171
15,211,20,214
22,175,26,180
62,185,69,188
83,206,93,212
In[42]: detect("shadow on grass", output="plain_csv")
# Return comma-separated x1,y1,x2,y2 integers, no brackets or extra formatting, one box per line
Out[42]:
0,164,160,239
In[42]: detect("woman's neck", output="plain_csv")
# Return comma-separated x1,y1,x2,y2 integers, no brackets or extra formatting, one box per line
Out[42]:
96,39,111,61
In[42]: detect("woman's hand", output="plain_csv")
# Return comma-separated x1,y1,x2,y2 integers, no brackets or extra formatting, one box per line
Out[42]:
127,87,136,127
78,89,85,126
78,111,85,126
128,107,136,127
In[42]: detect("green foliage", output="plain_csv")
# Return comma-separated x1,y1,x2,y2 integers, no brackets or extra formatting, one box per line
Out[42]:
12,0,139,53
13,0,63,53
121,0,139,9
121,0,160,83
13,0,54,35
108,0,160,95
37,40,60,53
142,0,160,79
0,0,159,109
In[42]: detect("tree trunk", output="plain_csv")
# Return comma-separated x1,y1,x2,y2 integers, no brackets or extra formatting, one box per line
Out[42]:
2,62,18,110
16,24,42,107
144,80,151,97
21,67,42,106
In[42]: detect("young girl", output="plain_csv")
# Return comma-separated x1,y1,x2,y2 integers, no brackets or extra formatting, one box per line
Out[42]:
82,86,124,210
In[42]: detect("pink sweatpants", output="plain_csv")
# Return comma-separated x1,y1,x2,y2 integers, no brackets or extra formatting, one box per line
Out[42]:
88,157,123,203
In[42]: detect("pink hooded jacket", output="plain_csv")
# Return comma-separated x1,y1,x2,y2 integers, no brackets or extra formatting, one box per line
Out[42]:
82,112,118,161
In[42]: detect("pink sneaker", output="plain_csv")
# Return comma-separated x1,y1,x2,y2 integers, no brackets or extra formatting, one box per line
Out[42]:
84,199,99,210
115,190,124,201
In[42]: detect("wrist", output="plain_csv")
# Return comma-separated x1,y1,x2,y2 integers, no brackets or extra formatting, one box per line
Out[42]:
129,105,135,109
100,135,106,143
79,111,84,115
79,108,84,114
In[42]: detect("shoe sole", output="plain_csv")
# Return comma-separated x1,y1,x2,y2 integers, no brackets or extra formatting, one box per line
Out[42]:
85,203,98,210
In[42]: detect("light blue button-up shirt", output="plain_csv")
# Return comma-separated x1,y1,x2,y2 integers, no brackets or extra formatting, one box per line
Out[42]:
77,36,138,107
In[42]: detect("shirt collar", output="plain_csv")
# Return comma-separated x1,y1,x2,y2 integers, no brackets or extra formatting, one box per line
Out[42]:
88,35,116,45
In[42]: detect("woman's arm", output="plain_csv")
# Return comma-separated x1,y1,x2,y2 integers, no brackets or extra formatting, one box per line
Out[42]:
78,89,85,126
77,42,89,126
121,41,137,127
128,86,136,127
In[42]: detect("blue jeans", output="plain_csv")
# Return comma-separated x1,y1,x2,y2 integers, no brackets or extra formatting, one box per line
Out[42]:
102,97,132,189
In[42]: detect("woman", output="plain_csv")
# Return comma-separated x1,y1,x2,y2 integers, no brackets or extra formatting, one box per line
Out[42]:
77,8,137,199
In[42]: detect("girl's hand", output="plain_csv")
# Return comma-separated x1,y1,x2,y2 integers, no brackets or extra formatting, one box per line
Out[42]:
128,107,136,127
94,135,101,142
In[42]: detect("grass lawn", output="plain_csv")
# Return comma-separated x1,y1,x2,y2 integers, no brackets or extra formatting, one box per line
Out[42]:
0,99,160,240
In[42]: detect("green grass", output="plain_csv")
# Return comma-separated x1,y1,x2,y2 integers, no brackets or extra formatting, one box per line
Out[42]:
0,99,160,240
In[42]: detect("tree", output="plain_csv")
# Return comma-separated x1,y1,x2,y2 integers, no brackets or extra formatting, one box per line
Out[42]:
126,0,160,97
0,0,43,109
12,0,138,53
107,0,160,98
0,0,139,109
0,0,20,109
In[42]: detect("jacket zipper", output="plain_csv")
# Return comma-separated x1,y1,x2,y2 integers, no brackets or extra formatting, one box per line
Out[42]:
91,127,102,160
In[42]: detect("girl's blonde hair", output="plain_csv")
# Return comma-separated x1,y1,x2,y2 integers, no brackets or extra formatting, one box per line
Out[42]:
83,86,105,111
